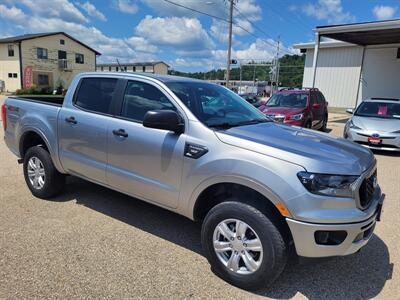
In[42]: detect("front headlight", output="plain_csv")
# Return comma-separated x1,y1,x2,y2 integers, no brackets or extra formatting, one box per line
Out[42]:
287,113,304,121
349,119,361,129
297,172,359,197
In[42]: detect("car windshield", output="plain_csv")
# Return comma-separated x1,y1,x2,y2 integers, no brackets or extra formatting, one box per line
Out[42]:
166,81,270,128
266,93,308,108
355,101,400,119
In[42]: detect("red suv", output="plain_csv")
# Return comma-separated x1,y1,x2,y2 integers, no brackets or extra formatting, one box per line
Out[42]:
259,88,328,131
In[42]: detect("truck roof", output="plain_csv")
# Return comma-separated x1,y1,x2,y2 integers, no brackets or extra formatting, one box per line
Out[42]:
81,72,206,84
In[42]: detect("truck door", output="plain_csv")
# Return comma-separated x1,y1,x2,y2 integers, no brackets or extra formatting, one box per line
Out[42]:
106,79,186,208
58,77,118,184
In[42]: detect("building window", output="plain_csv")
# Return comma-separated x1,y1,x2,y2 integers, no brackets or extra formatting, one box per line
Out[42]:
101,66,104,71
133,66,136,72
142,66,145,72
38,74,49,86
109,66,112,71
58,50,67,60
116,66,119,72
37,48,48,59
75,53,84,64
8,45,14,57
60,39,65,45
8,73,12,78
13,73,17,78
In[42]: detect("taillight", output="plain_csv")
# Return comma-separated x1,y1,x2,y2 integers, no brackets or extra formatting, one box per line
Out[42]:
1,103,6,130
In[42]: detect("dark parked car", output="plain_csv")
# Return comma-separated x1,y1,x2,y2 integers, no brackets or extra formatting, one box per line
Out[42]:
240,93,264,108
259,88,328,131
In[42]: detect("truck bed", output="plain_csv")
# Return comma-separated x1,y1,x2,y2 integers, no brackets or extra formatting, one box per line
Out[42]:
4,95,63,158
9,95,64,106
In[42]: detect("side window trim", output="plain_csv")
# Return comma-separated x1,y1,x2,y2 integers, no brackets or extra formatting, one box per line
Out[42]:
72,77,120,117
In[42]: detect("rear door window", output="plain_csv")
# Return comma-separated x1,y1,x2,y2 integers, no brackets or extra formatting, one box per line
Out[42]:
75,78,118,114
120,80,175,122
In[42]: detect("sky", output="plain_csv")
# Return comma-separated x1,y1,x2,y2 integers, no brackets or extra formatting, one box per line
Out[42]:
0,0,399,72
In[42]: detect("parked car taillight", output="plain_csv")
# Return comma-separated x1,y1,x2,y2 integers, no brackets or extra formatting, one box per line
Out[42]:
1,104,6,130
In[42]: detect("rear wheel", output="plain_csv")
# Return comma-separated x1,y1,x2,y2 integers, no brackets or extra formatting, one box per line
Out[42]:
201,201,287,290
23,146,65,199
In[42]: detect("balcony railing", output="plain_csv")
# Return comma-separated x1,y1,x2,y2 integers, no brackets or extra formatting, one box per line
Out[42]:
58,59,71,71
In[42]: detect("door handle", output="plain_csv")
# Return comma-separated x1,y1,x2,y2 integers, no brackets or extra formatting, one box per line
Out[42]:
65,116,77,124
112,129,128,138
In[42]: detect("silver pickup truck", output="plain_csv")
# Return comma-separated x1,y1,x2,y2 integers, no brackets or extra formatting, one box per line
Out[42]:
2,72,384,290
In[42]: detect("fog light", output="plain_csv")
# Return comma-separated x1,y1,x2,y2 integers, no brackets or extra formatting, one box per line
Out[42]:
315,231,347,245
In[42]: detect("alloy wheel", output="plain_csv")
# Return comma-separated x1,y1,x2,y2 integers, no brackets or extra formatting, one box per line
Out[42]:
213,219,263,275
27,156,46,189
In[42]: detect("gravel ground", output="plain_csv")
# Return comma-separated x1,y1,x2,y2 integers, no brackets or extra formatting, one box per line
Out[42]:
0,95,399,299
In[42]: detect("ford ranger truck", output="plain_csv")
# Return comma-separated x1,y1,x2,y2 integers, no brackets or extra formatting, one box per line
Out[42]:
2,73,385,290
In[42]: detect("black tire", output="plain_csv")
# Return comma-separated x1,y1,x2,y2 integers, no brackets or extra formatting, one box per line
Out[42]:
23,146,65,199
319,114,328,132
201,201,287,291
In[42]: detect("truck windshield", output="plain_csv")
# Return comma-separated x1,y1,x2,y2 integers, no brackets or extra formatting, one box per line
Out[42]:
266,93,308,108
166,81,270,128
355,102,400,119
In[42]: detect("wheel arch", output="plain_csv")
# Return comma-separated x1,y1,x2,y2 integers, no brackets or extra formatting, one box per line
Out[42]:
18,128,65,173
19,129,50,158
190,177,293,244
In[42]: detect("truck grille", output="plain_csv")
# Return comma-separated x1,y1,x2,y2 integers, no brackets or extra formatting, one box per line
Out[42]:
359,170,377,209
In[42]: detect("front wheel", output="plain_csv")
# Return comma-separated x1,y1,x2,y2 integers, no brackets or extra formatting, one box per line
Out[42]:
201,201,287,290
23,146,65,199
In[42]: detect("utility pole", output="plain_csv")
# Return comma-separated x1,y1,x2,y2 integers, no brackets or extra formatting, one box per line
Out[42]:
271,36,280,94
276,36,280,91
225,0,235,88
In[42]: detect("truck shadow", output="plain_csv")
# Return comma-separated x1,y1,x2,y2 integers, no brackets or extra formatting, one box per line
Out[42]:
53,176,392,299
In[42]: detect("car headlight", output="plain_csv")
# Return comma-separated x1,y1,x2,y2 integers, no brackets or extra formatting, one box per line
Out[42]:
348,119,361,129
287,113,304,121
297,172,359,197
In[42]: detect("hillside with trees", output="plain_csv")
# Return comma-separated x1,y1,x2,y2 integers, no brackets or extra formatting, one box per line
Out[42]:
169,54,305,87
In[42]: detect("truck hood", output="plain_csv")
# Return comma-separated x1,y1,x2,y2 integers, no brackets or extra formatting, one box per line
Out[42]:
215,123,374,175
352,116,400,133
260,106,305,116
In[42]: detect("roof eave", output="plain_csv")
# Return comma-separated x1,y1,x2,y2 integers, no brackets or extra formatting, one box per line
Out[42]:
315,19,400,35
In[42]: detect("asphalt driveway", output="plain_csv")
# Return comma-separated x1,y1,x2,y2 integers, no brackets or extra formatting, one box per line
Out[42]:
0,96,398,299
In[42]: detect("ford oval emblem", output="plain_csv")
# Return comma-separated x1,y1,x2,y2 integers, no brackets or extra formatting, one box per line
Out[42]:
372,133,380,138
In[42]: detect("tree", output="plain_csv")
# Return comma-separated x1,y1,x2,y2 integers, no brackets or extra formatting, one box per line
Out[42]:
169,54,306,87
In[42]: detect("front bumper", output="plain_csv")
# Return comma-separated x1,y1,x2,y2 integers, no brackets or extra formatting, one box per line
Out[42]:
286,193,385,257
345,128,400,152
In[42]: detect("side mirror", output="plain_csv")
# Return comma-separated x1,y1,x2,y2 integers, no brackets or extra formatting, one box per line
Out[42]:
143,110,184,134
346,108,354,114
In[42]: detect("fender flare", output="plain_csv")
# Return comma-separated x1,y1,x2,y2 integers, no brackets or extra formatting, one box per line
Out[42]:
18,127,65,173
187,175,283,220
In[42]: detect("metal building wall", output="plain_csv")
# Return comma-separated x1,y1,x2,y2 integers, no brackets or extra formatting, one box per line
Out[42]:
302,46,364,108
360,47,400,103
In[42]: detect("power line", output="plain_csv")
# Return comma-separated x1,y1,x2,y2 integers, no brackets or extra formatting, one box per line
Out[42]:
162,0,229,22
162,0,294,56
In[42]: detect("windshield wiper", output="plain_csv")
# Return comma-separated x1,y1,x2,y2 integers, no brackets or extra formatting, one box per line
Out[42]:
235,118,271,126
208,118,270,129
208,122,236,129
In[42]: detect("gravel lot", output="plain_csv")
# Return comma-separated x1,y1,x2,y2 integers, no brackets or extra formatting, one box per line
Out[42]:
0,95,399,299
